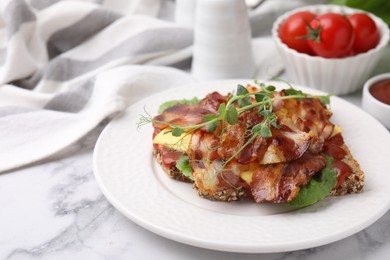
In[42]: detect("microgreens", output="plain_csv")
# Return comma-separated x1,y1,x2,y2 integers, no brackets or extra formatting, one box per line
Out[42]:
138,81,331,175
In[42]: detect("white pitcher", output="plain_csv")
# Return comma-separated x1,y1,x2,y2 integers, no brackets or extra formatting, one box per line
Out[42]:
174,0,198,28
191,0,256,80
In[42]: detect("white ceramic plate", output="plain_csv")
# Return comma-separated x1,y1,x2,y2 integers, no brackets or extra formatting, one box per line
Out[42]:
93,80,390,253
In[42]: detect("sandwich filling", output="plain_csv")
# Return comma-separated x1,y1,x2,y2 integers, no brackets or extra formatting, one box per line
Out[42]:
150,84,363,206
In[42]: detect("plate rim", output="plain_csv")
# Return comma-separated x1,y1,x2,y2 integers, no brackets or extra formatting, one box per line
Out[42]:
93,79,390,253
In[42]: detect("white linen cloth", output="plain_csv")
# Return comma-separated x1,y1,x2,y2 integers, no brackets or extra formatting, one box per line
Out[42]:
0,0,315,173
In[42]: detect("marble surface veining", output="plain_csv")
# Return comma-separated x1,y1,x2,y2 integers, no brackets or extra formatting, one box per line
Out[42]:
1,109,390,260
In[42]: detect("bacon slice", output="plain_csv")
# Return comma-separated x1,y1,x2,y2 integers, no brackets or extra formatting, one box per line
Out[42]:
274,97,335,154
153,92,227,132
260,130,311,164
250,153,327,203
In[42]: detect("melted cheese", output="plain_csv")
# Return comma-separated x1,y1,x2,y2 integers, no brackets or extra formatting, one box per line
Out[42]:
153,129,191,153
240,170,254,184
332,125,342,137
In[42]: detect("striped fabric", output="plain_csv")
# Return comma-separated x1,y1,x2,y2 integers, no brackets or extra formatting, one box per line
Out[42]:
0,0,194,172
0,0,312,173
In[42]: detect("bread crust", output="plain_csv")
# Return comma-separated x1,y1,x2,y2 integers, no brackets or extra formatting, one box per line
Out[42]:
153,147,247,201
193,184,247,202
153,147,193,183
330,143,364,196
154,144,364,202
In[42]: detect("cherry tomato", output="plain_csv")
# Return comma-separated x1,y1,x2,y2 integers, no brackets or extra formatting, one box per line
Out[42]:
348,13,380,54
306,13,354,58
279,11,316,55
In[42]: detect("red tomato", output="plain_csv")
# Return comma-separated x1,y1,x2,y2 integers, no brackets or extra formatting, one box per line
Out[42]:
306,13,354,58
279,11,316,55
348,13,380,54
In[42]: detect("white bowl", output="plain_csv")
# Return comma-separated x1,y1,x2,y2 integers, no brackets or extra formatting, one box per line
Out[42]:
362,73,390,129
272,5,390,95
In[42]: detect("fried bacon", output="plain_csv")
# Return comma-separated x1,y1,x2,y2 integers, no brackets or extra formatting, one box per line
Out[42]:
153,92,227,132
250,153,327,203
153,86,351,203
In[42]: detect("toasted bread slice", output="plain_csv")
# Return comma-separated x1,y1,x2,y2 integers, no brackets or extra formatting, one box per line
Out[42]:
154,143,364,202
153,147,193,183
331,143,364,196
153,147,247,201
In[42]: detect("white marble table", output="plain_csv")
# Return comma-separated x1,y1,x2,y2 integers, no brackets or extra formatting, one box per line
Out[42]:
1,91,390,260
2,36,390,259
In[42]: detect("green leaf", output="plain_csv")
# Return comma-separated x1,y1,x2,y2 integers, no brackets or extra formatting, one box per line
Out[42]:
237,84,249,95
237,97,251,108
206,121,220,133
226,106,238,125
251,124,263,135
284,88,331,106
171,127,184,137
235,85,252,108
259,110,273,117
203,114,218,122
254,92,267,102
319,95,331,105
163,129,173,135
271,120,280,129
251,124,272,137
218,103,226,116
284,88,304,97
265,85,276,92
176,155,194,181
330,0,390,27
158,97,199,114
288,157,337,208
330,0,346,3
260,125,272,137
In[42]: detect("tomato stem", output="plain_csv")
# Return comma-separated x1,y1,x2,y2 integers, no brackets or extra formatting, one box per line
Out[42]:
302,18,321,43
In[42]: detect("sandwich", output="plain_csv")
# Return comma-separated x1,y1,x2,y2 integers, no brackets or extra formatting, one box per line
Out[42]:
146,83,364,207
